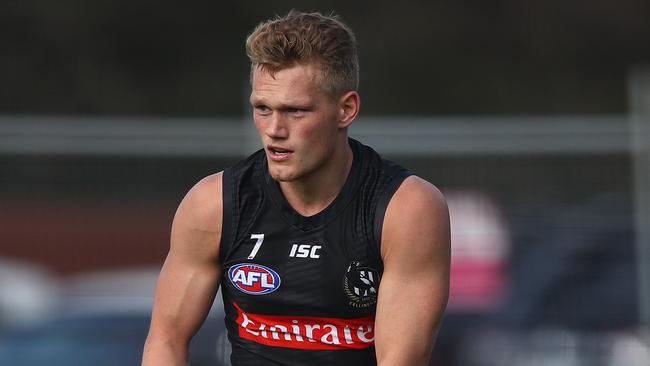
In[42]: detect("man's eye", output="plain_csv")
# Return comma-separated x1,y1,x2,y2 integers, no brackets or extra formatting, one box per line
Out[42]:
255,106,270,113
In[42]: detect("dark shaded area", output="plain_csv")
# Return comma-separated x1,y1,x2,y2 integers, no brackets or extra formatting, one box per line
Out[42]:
3,1,650,116
0,154,236,199
505,191,636,330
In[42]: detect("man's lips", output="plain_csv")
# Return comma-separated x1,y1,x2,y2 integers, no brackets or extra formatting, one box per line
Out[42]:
268,145,293,154
267,145,293,161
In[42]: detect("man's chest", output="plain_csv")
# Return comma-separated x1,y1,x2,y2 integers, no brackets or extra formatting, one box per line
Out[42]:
222,205,382,316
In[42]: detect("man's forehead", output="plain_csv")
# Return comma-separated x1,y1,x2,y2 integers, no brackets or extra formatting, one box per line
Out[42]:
250,64,326,103
252,63,321,83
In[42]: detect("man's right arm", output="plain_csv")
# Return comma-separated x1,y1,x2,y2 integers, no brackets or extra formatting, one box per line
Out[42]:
142,172,224,366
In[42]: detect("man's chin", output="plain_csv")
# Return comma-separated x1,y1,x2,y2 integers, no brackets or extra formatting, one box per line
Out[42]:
268,169,297,183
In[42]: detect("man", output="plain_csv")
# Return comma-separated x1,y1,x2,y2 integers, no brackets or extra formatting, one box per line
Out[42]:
143,11,450,366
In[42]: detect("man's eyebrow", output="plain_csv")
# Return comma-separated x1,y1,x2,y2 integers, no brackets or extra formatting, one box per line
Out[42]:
250,97,312,109
249,96,268,107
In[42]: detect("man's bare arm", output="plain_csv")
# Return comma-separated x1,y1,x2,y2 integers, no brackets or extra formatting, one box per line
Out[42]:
142,173,223,366
375,176,451,366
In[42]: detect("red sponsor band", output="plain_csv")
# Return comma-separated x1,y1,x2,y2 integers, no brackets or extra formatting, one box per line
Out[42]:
234,303,375,350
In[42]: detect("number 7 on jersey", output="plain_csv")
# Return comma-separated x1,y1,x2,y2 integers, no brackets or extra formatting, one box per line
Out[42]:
247,234,265,259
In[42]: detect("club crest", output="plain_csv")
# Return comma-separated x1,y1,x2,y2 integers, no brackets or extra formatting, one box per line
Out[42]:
343,261,380,308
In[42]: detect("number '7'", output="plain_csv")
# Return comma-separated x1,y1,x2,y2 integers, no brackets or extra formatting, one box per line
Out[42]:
247,234,264,259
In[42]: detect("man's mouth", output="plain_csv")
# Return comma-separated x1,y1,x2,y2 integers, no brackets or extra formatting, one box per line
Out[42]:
268,146,292,154
268,146,293,159
270,147,290,154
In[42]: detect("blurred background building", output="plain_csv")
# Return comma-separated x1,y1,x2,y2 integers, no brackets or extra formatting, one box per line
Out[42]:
1,1,649,365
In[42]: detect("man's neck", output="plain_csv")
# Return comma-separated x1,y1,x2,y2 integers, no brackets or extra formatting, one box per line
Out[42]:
278,141,353,217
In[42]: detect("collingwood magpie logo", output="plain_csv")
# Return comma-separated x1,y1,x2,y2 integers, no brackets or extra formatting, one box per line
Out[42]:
343,261,380,308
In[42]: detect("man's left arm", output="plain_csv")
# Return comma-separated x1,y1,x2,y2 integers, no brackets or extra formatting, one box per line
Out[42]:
375,176,451,366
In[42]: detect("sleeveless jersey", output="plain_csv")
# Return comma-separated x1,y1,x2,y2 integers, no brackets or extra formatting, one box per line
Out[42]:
219,138,410,365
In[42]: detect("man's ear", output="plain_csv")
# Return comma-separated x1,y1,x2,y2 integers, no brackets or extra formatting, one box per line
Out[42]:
338,91,360,128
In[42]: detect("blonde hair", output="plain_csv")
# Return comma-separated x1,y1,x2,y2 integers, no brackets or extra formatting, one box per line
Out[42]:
246,10,359,97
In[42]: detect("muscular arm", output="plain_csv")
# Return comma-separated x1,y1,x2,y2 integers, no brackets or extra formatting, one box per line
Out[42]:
142,173,223,366
375,176,451,366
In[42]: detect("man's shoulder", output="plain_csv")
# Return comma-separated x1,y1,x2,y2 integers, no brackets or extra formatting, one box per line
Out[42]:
384,176,448,234
189,172,223,201
177,172,224,230
393,176,445,207
381,175,450,260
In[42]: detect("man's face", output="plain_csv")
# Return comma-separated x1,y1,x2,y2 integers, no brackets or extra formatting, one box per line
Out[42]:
250,63,343,183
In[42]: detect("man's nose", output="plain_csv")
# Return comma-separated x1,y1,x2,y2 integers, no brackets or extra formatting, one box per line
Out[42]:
265,112,288,138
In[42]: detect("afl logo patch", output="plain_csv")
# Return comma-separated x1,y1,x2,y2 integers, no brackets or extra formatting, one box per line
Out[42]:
343,261,380,308
228,263,281,295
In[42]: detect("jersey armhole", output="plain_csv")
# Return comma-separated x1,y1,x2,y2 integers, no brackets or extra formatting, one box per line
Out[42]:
373,170,412,254
220,168,233,262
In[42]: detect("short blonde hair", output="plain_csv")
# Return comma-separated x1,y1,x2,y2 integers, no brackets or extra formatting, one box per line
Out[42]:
246,10,359,98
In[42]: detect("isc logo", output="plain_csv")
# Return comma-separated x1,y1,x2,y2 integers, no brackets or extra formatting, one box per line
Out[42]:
228,263,281,295
289,243,322,259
